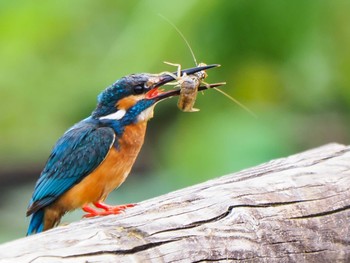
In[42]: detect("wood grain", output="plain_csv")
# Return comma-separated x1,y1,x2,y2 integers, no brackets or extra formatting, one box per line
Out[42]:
0,143,349,262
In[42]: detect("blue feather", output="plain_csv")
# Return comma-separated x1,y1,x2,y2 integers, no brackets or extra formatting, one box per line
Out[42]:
27,209,44,235
27,117,115,217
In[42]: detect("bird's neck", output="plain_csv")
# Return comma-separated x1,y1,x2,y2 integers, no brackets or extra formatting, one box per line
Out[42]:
93,105,154,146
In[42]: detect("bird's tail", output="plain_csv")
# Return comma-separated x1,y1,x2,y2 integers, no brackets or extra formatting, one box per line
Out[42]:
27,209,44,235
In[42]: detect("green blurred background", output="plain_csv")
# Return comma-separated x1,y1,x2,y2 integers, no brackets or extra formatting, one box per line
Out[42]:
1,0,350,242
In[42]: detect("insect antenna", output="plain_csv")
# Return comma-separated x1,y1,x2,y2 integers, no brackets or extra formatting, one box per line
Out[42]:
213,87,257,118
158,14,198,65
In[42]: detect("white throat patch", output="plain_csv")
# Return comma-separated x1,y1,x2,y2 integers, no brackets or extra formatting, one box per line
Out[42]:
137,106,155,122
99,109,126,120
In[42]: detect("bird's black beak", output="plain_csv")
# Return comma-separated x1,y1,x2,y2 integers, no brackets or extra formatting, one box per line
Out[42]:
145,64,225,101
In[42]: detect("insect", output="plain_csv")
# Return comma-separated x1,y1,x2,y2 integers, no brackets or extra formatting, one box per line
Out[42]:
160,14,256,117
164,61,208,112
178,67,204,112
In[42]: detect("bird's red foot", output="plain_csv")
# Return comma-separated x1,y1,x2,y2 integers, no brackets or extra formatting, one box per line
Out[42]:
82,201,135,218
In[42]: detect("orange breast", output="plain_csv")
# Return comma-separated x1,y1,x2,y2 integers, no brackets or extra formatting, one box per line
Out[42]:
52,122,148,212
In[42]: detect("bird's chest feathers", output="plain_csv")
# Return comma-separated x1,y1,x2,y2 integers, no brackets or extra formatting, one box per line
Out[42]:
97,122,147,196
118,121,147,151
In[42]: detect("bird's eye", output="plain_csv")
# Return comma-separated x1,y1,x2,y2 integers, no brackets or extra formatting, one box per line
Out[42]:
133,85,144,94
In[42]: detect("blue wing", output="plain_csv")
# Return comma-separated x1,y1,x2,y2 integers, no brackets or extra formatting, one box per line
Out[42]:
27,119,115,216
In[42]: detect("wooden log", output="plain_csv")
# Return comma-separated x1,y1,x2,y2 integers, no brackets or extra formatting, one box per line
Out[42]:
0,143,350,262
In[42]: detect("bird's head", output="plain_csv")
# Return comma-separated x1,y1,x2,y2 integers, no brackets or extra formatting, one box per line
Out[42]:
92,64,220,125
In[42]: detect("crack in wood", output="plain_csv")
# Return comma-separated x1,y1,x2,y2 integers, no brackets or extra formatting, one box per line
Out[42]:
151,200,310,236
286,248,328,254
289,205,350,219
150,205,235,236
61,238,181,258
270,240,300,245
192,257,241,262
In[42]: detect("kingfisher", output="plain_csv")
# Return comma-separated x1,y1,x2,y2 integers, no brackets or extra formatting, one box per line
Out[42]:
26,64,222,235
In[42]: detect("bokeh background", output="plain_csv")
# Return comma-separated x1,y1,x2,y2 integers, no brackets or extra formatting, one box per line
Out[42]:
1,0,350,242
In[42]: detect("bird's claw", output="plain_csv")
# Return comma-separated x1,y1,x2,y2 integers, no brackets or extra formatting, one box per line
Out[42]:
82,202,135,218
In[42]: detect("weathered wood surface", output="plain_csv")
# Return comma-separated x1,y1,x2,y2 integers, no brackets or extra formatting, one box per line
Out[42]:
0,143,350,263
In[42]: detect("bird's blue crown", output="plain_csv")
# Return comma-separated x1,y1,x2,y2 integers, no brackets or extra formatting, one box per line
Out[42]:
92,74,151,118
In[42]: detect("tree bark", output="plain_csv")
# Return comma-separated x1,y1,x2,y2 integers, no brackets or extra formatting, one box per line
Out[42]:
0,143,349,263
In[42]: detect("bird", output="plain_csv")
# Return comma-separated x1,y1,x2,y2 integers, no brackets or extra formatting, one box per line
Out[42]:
26,64,222,235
